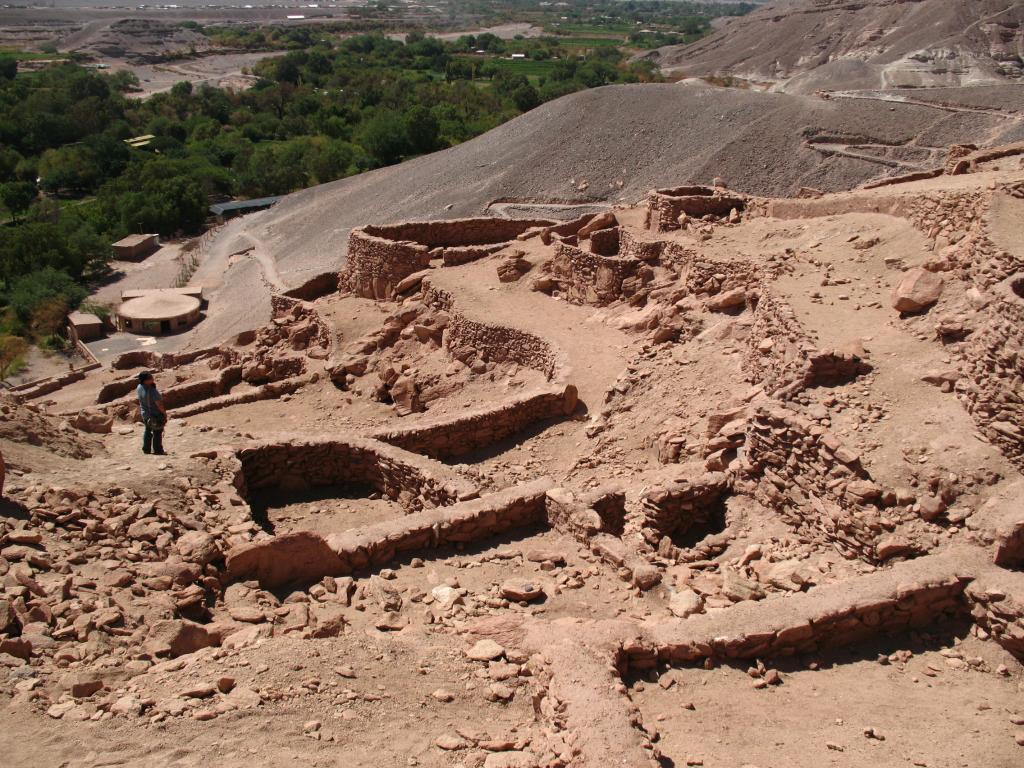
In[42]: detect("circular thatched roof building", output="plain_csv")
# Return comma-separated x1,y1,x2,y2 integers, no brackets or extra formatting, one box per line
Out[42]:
117,292,201,335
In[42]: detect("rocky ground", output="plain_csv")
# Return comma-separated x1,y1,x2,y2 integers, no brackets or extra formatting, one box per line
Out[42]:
2,147,1024,766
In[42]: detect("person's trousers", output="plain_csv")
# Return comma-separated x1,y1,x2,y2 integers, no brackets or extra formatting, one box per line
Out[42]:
143,419,165,454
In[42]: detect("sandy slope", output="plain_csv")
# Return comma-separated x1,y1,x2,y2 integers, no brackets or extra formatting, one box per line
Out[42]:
646,0,1024,92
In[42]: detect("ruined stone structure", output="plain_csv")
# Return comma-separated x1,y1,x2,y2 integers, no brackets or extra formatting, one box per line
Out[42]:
235,435,477,511
8,148,1024,768
342,217,553,300
645,185,749,231
545,241,648,306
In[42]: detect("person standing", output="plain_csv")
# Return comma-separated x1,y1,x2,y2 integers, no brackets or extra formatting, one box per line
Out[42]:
136,372,167,455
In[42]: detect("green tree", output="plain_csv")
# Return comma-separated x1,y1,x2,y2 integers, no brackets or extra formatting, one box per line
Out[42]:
0,182,36,222
0,56,16,81
6,268,87,324
38,145,102,193
0,335,28,380
404,105,440,155
305,139,354,184
357,110,410,166
511,83,540,112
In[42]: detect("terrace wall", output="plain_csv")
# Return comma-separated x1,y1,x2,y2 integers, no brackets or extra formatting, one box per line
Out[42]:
424,283,561,379
370,384,578,459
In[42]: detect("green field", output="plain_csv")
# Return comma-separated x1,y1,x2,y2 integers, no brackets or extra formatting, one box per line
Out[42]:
490,57,558,77
548,23,636,35
0,48,69,61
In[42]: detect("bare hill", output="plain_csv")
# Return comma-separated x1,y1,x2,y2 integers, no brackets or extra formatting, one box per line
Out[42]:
65,18,213,62
646,0,1024,93
221,82,1024,294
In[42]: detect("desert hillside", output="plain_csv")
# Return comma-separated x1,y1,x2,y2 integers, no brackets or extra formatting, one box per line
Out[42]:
209,81,1024,305
647,0,1024,92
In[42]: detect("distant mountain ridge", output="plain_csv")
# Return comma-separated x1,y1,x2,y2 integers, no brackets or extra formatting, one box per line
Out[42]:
645,0,1024,93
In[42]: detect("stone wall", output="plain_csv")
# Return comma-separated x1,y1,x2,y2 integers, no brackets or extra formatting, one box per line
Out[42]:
172,375,309,418
225,479,551,588
9,369,89,402
545,241,645,306
639,473,733,562
441,243,507,267
646,186,748,232
630,553,971,668
618,228,664,263
97,376,147,405
370,384,578,459
342,228,431,300
424,283,561,379
341,218,553,300
967,570,1024,661
102,365,244,419
236,435,477,512
545,486,661,589
282,271,341,302
663,243,761,297
743,289,816,396
743,404,893,562
110,346,236,372
959,280,1024,470
588,226,620,257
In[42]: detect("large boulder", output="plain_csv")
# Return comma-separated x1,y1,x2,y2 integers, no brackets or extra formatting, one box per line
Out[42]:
892,268,943,313
71,410,113,434
144,619,216,658
176,530,220,566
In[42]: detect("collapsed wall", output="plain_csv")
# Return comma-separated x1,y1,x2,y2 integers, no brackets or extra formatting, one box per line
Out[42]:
743,288,868,397
742,404,910,563
769,180,1024,289
663,242,764,297
545,241,648,306
341,217,554,300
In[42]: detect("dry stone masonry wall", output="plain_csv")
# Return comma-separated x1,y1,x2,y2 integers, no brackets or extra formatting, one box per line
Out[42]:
645,186,749,232
424,283,562,379
960,278,1024,469
633,553,972,668
235,435,477,512
742,404,911,563
342,218,553,300
545,241,646,306
225,479,552,589
743,288,868,397
370,385,578,460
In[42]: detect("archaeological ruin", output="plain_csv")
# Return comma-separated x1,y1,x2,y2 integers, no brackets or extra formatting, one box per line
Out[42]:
2,143,1024,768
